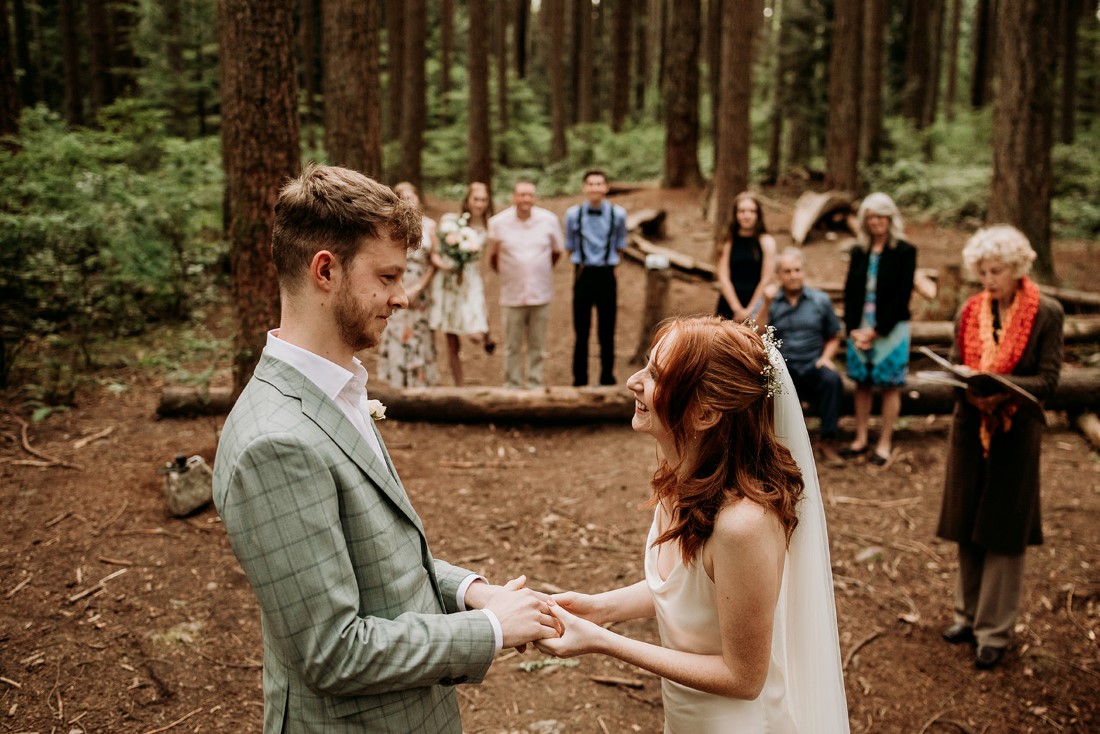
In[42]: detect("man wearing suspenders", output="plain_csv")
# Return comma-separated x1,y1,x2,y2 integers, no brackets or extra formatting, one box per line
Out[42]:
563,169,628,387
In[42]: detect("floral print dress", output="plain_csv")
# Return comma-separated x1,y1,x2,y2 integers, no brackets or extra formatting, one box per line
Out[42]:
428,215,490,335
376,218,438,387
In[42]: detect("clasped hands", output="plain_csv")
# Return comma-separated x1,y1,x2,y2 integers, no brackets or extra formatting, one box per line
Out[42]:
849,327,876,351
465,579,604,656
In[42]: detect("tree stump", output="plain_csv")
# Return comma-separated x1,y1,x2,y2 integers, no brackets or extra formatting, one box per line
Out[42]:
632,260,672,365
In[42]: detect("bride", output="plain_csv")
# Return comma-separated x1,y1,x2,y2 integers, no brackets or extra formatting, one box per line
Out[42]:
537,317,849,733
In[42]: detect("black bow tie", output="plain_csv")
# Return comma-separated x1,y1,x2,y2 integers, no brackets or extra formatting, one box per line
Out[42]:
587,208,602,215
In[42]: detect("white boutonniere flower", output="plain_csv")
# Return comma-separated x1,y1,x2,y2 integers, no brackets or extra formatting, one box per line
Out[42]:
366,399,387,421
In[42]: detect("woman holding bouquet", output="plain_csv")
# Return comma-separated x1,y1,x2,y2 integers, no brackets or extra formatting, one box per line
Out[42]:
377,181,440,387
429,182,495,386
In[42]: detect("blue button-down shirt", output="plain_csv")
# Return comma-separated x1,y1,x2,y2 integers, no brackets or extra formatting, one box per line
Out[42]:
768,286,841,369
564,200,628,266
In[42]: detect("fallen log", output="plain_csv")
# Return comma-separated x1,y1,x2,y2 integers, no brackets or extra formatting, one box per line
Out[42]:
910,315,1100,345
158,369,1100,422
790,190,854,245
625,208,667,240
1074,412,1100,452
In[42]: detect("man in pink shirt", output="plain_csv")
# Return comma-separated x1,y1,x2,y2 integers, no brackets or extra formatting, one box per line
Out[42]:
487,181,564,389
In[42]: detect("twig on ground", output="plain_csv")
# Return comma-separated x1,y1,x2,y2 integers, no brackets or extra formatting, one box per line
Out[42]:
917,709,977,734
140,706,204,734
73,425,114,449
193,648,262,670
98,556,134,566
830,495,921,508
68,568,127,603
6,411,83,470
94,499,129,535
6,574,32,598
0,676,21,688
843,628,885,671
589,674,646,689
597,715,611,734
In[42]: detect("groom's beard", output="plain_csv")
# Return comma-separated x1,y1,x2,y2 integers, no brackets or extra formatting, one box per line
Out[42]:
334,279,377,353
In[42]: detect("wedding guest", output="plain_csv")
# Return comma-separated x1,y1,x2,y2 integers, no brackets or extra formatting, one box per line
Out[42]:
936,225,1063,670
377,181,440,387
213,164,561,733
487,180,564,389
759,248,844,465
716,191,776,321
563,169,628,386
841,192,917,466
537,316,850,733
429,182,496,386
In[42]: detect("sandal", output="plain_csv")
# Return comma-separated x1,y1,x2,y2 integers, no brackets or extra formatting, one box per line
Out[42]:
483,334,497,355
868,450,890,466
839,444,868,458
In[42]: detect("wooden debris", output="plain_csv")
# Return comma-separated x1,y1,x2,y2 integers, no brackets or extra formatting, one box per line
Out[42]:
1073,412,1100,452
140,707,204,734
0,676,21,689
843,628,885,671
5,574,32,598
73,425,115,449
589,674,646,689
790,190,854,245
5,412,83,470
68,568,127,603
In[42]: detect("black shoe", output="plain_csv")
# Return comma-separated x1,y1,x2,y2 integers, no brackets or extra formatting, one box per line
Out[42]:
941,623,975,645
868,451,890,467
839,444,868,458
599,376,616,386
975,646,1005,670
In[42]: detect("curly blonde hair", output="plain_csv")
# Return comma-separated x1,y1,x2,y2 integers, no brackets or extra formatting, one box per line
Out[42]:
961,224,1036,279
855,192,906,248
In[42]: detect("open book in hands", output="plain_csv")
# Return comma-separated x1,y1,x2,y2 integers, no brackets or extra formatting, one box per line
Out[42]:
916,346,1046,425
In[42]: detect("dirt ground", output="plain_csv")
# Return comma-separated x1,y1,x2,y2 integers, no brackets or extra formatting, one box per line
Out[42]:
2,186,1098,734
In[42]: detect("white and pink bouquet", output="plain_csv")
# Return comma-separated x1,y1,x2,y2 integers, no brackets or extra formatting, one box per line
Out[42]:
437,212,483,272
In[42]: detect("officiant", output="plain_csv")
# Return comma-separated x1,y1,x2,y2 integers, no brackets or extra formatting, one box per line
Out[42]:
935,225,1064,671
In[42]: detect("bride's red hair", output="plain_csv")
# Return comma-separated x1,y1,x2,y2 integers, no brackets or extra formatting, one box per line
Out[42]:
645,317,805,563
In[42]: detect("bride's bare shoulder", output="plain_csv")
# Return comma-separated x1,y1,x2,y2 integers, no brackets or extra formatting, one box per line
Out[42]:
713,498,784,545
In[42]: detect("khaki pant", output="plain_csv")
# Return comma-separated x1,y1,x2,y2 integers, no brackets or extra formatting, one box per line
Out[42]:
954,541,1025,649
502,303,550,389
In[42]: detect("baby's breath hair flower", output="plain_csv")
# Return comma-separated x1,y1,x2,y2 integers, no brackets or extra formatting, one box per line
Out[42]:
747,320,786,399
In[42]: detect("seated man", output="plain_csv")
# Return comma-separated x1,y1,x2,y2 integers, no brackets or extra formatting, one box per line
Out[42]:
760,247,844,464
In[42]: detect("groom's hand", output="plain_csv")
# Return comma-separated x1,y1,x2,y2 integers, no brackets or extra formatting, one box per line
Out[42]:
485,576,562,650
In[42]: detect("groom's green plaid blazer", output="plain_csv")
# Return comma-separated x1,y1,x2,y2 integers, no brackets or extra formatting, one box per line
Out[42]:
213,354,496,733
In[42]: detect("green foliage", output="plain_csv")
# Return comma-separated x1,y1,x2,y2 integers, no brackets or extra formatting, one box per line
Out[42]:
0,104,224,391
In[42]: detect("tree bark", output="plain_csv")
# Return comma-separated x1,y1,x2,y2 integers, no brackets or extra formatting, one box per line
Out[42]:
12,0,36,106
548,0,568,161
576,0,594,123
322,0,382,178
385,0,405,143
59,0,83,125
764,0,784,185
399,0,426,188
710,0,760,242
969,0,996,109
0,0,17,139
494,0,509,162
468,0,493,185
515,0,529,79
859,0,885,164
988,0,1057,282
633,0,649,117
825,0,862,192
610,0,633,132
299,0,318,148
1058,0,1081,145
662,0,704,188
706,0,722,143
108,0,137,97
943,0,962,121
440,0,453,123
218,0,301,395
901,0,944,130
86,0,113,117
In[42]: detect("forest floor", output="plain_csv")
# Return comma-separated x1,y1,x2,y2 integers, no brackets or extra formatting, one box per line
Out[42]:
2,184,1098,734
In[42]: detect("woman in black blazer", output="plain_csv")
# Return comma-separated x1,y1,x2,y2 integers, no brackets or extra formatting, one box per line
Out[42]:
841,193,917,466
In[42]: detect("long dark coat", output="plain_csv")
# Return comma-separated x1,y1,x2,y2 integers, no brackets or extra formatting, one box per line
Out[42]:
936,294,1064,555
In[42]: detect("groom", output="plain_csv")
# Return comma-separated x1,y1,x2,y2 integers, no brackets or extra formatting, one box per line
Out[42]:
213,164,560,733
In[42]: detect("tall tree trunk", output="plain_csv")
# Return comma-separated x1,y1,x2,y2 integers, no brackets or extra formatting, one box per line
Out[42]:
901,0,944,130
323,0,382,177
970,0,996,109
0,0,18,139
494,0,509,163
655,0,668,111
710,0,761,243
1058,0,1081,145
824,0,862,192
576,0,593,122
163,0,187,135
31,0,46,104
783,0,820,170
86,0,113,117
217,0,301,395
385,0,405,143
633,0,649,118
59,0,83,125
12,0,36,106
988,0,1057,282
922,0,946,130
706,0,722,142
765,0,786,184
108,0,136,97
440,0,453,123
467,0,493,185
548,0,567,161
299,0,318,149
859,0,885,164
662,0,704,188
943,0,962,121
399,0,426,188
610,0,633,131
515,0,529,78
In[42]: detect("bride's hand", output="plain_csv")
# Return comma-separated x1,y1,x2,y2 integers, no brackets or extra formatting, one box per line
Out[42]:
551,591,605,625
533,604,607,658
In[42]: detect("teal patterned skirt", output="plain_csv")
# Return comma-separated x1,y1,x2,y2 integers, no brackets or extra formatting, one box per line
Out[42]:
846,321,910,387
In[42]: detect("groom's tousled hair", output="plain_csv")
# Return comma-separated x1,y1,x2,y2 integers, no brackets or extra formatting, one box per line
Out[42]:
272,163,422,291
645,317,805,563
